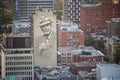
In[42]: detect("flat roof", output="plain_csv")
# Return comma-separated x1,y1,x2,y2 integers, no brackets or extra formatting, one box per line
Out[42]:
97,64,120,69
81,4,101,7
4,33,31,38
79,71,96,78
71,49,104,57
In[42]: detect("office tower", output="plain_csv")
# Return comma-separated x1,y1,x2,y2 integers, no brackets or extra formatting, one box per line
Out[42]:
11,0,54,20
1,33,34,80
63,0,92,24
28,0,54,15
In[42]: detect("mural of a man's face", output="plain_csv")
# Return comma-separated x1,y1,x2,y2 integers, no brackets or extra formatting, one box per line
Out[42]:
40,23,52,36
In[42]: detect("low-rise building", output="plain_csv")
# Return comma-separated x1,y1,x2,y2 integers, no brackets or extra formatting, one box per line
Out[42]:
70,62,96,75
71,46,104,63
107,36,120,62
97,64,120,80
58,47,73,66
57,21,84,47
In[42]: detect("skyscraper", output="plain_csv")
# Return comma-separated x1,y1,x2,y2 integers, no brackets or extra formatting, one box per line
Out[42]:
63,0,92,24
12,0,54,20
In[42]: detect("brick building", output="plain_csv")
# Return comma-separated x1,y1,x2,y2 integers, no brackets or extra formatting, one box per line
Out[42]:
106,18,120,62
71,46,104,63
57,21,84,47
70,62,96,75
80,2,120,35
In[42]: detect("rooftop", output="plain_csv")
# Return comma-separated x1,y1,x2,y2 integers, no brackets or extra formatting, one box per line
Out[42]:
71,49,104,57
73,62,107,67
79,71,96,78
58,47,73,54
97,63,120,69
58,21,83,32
4,33,31,38
97,64,120,80
81,4,101,7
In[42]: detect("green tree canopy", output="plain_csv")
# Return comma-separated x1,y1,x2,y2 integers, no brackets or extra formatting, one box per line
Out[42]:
92,0,112,4
113,45,120,64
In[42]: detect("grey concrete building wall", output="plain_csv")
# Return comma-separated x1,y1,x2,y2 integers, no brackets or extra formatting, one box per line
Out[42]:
1,33,34,80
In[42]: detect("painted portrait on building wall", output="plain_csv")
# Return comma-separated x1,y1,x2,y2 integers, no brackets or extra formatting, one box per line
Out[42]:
33,11,57,67
36,16,56,55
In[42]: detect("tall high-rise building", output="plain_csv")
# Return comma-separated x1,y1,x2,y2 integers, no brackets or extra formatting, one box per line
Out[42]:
11,0,54,20
63,0,92,24
1,33,34,80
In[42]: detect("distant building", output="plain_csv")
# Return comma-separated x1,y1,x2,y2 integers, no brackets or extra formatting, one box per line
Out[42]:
63,0,92,24
57,21,84,47
70,62,96,75
1,33,34,80
106,18,120,62
97,64,120,80
12,20,30,34
71,46,104,63
80,2,120,35
58,47,73,66
107,36,120,62
54,0,63,10
11,0,54,20
107,18,120,38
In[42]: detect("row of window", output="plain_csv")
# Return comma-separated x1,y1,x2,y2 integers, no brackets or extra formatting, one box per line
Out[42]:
6,72,32,76
6,67,32,71
5,50,31,54
6,61,32,65
6,56,32,60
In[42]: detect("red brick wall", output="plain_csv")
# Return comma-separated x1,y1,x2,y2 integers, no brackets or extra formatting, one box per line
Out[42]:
72,54,103,62
58,26,85,47
80,2,120,34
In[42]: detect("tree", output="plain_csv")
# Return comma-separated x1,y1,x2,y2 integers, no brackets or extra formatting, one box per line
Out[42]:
113,45,120,64
2,9,13,24
55,10,63,20
94,38,104,50
92,0,112,4
85,36,95,46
